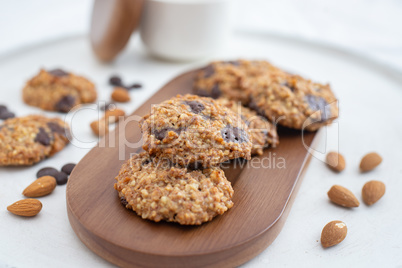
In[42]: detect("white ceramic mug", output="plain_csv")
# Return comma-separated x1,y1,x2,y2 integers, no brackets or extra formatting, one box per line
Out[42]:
139,0,233,61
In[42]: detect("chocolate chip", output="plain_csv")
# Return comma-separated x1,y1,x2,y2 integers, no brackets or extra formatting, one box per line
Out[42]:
120,196,128,206
152,128,182,140
48,122,71,140
128,83,142,89
0,111,15,120
61,163,76,175
109,75,123,87
34,127,51,146
55,95,76,113
0,105,16,120
48,68,69,77
0,105,7,114
184,101,205,114
37,167,59,178
47,122,65,134
187,161,204,170
211,84,221,99
55,172,69,185
36,167,68,185
221,126,248,143
203,65,215,78
305,95,331,121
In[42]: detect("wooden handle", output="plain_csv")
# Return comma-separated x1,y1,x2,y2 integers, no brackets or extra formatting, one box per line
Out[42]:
90,0,144,62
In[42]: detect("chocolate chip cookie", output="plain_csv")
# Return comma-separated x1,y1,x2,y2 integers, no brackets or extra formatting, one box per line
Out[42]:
114,152,234,225
0,115,70,166
140,94,253,167
22,69,97,112
193,60,286,105
216,98,279,156
249,74,338,131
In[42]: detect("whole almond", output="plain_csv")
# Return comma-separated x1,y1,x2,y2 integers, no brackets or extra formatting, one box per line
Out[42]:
23,176,57,197
360,152,382,172
7,199,42,217
328,185,360,207
321,220,347,248
104,108,125,123
326,152,346,172
111,87,130,103
90,120,109,137
362,180,385,205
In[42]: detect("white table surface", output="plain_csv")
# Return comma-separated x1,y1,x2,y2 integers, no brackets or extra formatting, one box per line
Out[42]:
0,1,402,268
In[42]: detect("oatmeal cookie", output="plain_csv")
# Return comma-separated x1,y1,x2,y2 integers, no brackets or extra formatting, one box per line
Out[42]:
22,69,97,112
0,115,70,166
140,94,252,167
114,152,234,225
193,60,286,105
216,98,279,156
249,74,338,131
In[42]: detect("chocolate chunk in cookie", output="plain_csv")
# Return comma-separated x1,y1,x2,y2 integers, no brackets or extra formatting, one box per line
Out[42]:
305,95,331,121
55,95,76,113
216,98,279,155
221,126,248,143
34,127,51,146
184,100,205,114
152,127,182,141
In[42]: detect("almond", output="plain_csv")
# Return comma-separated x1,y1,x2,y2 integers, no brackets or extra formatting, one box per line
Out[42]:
103,108,125,123
362,180,385,205
360,152,382,172
111,87,130,103
23,176,57,197
326,152,346,172
321,220,347,248
328,185,360,207
90,120,109,137
7,199,42,217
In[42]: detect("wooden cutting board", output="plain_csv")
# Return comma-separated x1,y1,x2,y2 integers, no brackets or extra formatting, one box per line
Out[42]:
66,69,316,268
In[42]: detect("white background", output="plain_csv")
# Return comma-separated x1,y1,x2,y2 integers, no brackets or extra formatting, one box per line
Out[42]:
0,1,401,268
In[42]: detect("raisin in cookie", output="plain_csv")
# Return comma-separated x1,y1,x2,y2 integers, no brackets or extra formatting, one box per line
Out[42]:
193,60,286,105
140,94,252,167
216,98,279,156
249,74,338,131
114,152,234,225
0,115,70,166
22,69,97,112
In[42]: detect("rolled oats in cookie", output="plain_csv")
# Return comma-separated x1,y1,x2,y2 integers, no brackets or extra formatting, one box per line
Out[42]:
0,115,70,166
22,69,97,112
140,94,252,167
249,74,338,131
216,98,279,156
193,60,287,105
114,152,234,225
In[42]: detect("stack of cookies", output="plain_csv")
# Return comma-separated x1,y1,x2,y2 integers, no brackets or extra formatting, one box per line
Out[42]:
115,59,339,225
